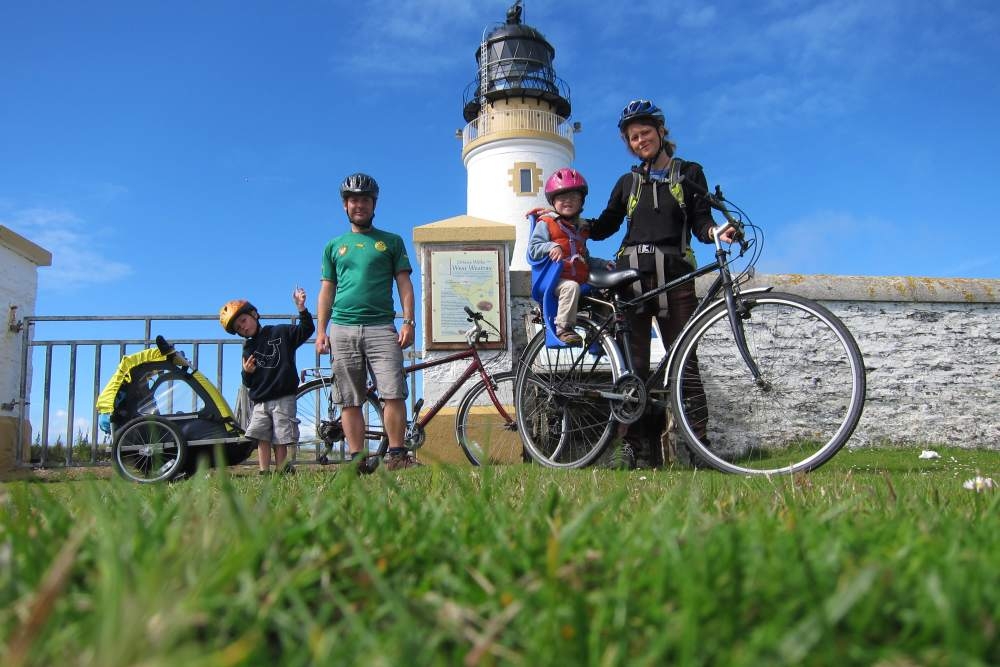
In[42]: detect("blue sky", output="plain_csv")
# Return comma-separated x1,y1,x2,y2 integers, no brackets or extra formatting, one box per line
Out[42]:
4,0,998,445
3,0,998,325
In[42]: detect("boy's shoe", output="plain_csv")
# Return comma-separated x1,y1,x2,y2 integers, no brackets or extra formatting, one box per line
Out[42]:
258,469,272,476
556,326,583,346
384,452,423,471
278,464,296,475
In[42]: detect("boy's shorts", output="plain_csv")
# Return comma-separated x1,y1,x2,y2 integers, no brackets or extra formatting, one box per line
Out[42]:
245,395,299,444
330,323,405,406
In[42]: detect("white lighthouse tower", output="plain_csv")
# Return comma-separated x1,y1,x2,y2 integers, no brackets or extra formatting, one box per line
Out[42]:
460,1,576,271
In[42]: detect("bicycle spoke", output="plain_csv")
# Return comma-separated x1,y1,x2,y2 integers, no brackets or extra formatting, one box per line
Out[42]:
456,372,523,465
515,317,622,468
672,292,865,474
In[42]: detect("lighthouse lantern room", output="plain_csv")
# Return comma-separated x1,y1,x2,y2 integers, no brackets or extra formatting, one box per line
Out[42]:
460,1,576,271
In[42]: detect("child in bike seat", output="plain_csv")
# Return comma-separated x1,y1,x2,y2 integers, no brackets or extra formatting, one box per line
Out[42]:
220,288,314,475
527,167,606,347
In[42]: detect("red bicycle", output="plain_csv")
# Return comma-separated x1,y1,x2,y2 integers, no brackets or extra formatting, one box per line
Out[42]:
296,307,522,466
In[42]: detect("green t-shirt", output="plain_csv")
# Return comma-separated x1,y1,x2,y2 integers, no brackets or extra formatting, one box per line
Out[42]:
321,228,412,325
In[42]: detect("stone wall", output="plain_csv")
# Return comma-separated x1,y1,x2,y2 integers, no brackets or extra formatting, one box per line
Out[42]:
753,274,999,449
497,271,999,450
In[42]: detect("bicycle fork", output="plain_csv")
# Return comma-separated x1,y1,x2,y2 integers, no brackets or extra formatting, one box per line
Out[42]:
722,283,772,392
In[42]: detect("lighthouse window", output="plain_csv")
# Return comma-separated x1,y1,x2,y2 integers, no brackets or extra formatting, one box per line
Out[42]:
519,169,532,193
509,161,542,196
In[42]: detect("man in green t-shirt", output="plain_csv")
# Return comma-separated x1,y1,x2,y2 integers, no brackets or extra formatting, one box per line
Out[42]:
316,173,418,472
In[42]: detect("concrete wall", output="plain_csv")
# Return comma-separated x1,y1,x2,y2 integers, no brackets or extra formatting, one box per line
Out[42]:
0,226,51,470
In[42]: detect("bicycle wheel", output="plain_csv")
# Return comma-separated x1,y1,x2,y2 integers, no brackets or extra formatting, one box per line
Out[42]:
456,371,523,466
295,380,388,462
515,315,625,468
669,291,865,475
112,416,187,483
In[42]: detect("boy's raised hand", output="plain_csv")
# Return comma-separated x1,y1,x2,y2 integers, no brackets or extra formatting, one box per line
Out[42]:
293,286,307,311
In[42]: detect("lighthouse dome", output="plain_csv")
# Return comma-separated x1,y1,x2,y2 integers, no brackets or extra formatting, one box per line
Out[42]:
462,10,571,122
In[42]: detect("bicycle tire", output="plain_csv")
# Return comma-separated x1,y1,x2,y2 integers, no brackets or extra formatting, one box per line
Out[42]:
515,314,625,469
295,379,388,462
112,416,187,484
455,371,524,466
669,291,866,475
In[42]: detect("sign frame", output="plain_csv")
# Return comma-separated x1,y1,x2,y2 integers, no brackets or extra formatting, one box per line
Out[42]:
423,244,508,350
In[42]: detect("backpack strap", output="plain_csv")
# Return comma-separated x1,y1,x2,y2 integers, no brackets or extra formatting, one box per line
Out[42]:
621,159,695,267
668,158,696,267
617,169,642,262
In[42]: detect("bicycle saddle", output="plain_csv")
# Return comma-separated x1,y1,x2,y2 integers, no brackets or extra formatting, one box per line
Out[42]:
588,268,641,290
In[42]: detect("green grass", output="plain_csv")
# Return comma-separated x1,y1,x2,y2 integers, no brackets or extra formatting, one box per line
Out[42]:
1,446,997,666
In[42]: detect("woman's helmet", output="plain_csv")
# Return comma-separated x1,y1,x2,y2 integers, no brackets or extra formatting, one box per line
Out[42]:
339,172,379,201
544,167,588,205
617,99,666,131
219,299,258,334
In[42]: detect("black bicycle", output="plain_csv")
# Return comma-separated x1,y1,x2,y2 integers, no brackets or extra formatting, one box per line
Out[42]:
514,186,866,475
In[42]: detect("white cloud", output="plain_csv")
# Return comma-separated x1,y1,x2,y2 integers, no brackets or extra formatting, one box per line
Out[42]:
330,0,480,80
89,182,129,204
2,207,132,291
756,210,897,275
43,410,94,444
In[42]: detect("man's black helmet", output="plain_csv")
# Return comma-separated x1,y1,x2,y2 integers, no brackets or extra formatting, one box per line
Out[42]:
339,172,379,201
618,99,666,131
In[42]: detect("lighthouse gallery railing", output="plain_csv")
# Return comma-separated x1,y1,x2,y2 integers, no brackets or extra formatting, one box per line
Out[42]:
461,108,574,148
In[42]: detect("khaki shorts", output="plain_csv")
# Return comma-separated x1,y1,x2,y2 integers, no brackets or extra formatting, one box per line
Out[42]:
244,395,299,444
330,323,406,406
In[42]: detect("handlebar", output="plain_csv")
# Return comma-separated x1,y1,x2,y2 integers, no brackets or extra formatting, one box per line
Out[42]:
155,335,193,369
463,306,500,345
678,175,749,254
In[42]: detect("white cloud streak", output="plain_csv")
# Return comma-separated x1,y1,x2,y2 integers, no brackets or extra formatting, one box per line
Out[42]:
2,207,132,290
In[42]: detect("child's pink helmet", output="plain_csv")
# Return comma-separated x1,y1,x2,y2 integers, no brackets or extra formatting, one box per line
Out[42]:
544,167,588,205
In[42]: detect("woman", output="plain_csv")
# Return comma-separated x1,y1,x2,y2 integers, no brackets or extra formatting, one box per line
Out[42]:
589,99,735,467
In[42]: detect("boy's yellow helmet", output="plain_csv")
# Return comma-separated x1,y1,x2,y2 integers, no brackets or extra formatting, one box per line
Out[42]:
219,299,258,334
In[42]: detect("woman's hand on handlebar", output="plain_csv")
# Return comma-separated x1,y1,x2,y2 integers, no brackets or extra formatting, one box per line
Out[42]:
711,225,739,244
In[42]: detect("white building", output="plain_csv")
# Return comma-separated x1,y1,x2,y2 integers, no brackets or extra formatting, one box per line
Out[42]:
0,226,51,469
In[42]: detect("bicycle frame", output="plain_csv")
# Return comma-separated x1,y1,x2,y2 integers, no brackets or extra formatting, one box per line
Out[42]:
578,221,766,409
302,308,516,462
394,345,513,440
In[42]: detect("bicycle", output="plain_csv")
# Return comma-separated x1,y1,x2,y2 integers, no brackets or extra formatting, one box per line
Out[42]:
514,184,866,475
295,307,522,466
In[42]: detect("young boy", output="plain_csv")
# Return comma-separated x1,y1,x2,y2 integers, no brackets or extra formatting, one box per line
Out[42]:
220,287,315,474
527,167,600,345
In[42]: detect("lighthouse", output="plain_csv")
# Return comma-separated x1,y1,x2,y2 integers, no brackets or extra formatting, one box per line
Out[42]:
460,1,576,271
408,1,577,461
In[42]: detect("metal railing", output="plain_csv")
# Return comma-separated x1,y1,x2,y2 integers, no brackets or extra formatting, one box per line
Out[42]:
13,313,421,468
461,107,574,148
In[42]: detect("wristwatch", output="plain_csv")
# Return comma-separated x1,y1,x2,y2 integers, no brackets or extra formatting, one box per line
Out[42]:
401,318,416,326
